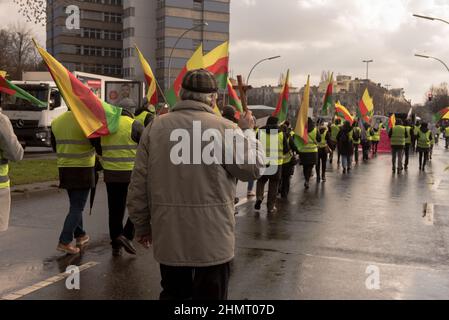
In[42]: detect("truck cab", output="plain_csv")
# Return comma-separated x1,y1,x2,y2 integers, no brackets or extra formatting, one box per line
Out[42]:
0,81,67,149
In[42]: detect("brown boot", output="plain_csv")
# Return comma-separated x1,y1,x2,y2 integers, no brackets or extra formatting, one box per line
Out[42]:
76,234,90,247
57,243,80,255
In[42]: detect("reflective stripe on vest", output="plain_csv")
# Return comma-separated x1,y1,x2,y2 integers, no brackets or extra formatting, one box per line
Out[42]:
101,116,137,171
135,111,149,126
259,130,284,165
318,128,328,148
299,129,318,153
417,130,431,149
52,112,96,168
0,153,9,189
371,128,381,142
330,125,340,142
391,126,406,146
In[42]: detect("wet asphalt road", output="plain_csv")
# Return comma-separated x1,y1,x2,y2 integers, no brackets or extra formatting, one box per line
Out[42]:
1,144,449,300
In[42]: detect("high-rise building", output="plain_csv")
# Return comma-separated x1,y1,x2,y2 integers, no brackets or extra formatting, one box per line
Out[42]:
46,0,124,77
46,0,230,89
123,0,230,91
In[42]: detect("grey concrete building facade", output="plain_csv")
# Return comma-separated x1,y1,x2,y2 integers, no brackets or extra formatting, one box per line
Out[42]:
46,0,124,77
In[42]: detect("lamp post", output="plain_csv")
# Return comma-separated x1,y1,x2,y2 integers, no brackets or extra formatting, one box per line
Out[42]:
362,59,374,80
415,54,449,73
167,22,208,88
246,55,281,85
413,14,449,26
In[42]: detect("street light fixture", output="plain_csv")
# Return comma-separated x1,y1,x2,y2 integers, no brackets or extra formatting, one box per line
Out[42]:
415,53,449,73
413,14,449,25
247,55,281,85
362,59,374,80
167,22,209,88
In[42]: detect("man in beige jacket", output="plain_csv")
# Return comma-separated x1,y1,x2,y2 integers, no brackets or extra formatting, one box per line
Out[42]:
127,69,265,300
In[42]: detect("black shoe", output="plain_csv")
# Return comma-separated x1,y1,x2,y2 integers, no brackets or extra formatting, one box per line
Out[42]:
343,168,346,174
316,176,321,183
112,247,122,257
322,176,326,182
255,200,262,211
116,236,137,255
304,182,310,189
234,197,240,205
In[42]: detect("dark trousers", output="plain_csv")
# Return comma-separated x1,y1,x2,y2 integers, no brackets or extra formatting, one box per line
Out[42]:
59,189,90,245
404,144,410,168
316,148,328,179
280,162,294,197
446,137,449,149
419,150,429,169
106,182,135,248
362,141,371,161
256,167,281,210
372,141,379,155
392,147,404,170
303,165,314,182
353,144,360,163
160,262,231,300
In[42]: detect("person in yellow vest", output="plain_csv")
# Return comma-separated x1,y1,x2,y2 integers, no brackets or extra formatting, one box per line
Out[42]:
51,111,96,255
135,97,156,127
255,117,289,213
296,118,321,189
95,101,144,257
361,122,371,162
351,120,362,165
417,122,433,171
404,120,413,171
370,124,381,156
414,121,421,152
0,110,24,232
316,119,330,183
328,118,341,165
389,119,408,174
337,121,353,174
279,121,294,198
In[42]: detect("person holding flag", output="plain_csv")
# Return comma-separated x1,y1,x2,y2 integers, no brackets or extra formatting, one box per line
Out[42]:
388,117,408,174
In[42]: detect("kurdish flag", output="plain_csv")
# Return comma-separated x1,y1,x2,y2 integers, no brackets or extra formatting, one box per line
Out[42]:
387,114,396,131
434,107,449,122
358,88,374,123
322,73,334,115
272,70,290,124
335,101,354,125
204,41,229,90
227,78,243,119
34,41,121,138
294,75,310,148
135,45,158,105
0,75,47,108
166,44,204,107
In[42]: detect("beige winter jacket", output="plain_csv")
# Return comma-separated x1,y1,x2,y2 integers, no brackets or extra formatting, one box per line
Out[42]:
127,100,265,267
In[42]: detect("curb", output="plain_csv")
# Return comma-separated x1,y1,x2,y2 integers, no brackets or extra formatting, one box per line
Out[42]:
10,181,61,199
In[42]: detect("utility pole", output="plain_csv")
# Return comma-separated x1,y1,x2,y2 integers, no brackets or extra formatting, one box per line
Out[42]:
363,60,374,80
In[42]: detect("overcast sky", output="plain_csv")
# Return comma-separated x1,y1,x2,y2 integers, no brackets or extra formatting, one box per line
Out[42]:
1,0,449,104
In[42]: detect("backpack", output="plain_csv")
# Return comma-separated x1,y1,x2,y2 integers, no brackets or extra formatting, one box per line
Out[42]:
352,129,360,142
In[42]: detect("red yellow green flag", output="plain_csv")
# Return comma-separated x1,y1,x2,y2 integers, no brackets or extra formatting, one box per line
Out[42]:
294,75,310,148
34,40,121,138
434,107,449,122
358,88,374,123
227,78,243,119
166,44,204,107
272,70,290,124
204,41,229,90
387,114,396,131
0,75,47,108
135,45,158,106
335,101,354,125
322,73,334,115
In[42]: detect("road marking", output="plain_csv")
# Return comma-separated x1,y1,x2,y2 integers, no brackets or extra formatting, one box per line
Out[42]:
423,203,435,226
0,261,99,301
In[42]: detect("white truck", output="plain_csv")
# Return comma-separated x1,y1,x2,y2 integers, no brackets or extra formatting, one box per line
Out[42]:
0,71,141,149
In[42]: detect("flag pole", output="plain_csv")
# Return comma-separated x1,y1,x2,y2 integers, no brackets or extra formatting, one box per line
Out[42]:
237,75,249,113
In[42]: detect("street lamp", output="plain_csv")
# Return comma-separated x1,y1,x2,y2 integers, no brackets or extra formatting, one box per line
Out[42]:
247,55,281,85
167,22,208,88
413,14,449,26
362,59,374,80
415,53,449,73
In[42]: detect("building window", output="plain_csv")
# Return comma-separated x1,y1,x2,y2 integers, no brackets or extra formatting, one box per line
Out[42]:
123,28,135,39
157,0,165,9
104,12,122,23
157,17,165,30
193,0,203,10
124,7,135,18
156,58,164,69
157,38,165,49
123,48,135,58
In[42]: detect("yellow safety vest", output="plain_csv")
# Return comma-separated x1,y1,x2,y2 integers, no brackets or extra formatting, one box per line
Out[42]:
135,111,149,126
330,125,340,143
299,128,318,153
0,151,9,189
371,128,381,142
52,112,96,168
351,127,361,145
417,130,431,149
318,128,328,148
100,116,137,171
405,126,412,144
390,125,406,146
259,130,285,166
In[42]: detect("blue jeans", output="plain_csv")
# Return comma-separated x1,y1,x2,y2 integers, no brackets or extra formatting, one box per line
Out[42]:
247,180,255,192
342,155,351,170
59,189,90,245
